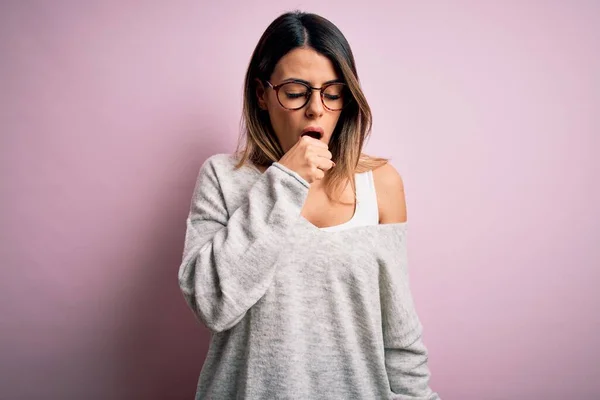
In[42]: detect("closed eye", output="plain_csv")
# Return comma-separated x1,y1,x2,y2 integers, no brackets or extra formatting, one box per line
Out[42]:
285,93,307,99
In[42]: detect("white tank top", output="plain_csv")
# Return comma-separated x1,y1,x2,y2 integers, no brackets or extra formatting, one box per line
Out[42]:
319,170,379,231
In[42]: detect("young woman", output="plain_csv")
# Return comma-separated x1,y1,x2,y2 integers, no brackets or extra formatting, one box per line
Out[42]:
178,10,440,400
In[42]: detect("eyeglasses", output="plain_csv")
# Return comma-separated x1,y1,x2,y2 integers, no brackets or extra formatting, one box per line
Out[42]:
265,80,350,111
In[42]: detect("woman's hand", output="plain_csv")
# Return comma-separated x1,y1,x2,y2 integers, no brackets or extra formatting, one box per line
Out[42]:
278,135,335,184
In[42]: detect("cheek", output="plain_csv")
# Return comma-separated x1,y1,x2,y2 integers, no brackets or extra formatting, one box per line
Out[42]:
269,109,297,134
329,114,342,132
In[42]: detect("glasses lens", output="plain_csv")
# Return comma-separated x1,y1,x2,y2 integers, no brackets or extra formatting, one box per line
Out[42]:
278,82,310,109
322,83,346,111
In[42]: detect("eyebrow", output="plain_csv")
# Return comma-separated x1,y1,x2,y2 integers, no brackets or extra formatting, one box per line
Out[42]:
280,77,343,85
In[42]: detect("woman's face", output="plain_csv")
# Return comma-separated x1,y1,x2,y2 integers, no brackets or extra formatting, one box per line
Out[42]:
256,47,343,153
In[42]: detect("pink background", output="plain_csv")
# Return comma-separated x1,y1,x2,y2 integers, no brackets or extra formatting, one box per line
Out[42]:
2,1,598,399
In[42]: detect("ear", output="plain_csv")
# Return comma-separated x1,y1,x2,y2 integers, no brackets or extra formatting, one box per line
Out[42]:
255,78,268,110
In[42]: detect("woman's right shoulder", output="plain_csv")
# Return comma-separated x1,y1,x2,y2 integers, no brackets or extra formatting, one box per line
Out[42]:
198,153,245,176
196,153,257,191
200,153,236,169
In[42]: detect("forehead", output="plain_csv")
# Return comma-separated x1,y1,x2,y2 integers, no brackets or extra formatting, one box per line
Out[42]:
272,47,339,83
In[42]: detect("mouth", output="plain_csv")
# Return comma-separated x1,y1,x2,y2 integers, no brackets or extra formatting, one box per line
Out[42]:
301,131,322,140
300,127,324,140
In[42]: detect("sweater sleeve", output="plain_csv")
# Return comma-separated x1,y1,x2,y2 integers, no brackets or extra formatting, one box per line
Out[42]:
178,156,310,333
380,226,441,400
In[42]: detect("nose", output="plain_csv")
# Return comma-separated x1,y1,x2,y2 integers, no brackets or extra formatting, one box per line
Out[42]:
305,90,324,118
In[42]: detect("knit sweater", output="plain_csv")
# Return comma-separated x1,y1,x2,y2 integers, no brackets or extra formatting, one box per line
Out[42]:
178,153,440,399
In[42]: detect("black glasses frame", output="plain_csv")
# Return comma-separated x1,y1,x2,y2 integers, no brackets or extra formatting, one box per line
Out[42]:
265,80,351,111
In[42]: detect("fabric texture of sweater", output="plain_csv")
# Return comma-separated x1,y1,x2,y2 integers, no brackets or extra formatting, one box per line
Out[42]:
178,153,440,399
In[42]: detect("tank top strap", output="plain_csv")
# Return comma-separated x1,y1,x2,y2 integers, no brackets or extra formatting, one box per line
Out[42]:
354,170,380,226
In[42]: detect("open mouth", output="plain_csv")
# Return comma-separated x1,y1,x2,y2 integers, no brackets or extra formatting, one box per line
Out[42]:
300,131,323,140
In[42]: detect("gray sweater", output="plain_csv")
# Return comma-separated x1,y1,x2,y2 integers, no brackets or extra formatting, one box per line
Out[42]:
178,153,440,399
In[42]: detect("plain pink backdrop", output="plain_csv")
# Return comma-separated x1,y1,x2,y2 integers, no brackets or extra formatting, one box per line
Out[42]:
1,1,598,399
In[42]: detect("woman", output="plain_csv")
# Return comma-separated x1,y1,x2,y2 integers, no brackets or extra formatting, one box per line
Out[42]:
178,10,440,400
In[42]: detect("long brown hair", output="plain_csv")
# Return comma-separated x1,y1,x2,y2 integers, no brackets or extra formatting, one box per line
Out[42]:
234,10,388,204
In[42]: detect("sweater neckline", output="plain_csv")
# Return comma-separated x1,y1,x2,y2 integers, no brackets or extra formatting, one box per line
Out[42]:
297,215,408,235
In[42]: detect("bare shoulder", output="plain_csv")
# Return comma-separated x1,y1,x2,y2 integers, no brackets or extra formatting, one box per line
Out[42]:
371,162,407,224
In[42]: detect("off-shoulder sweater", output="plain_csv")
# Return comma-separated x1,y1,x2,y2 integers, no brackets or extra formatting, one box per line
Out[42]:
178,153,440,400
